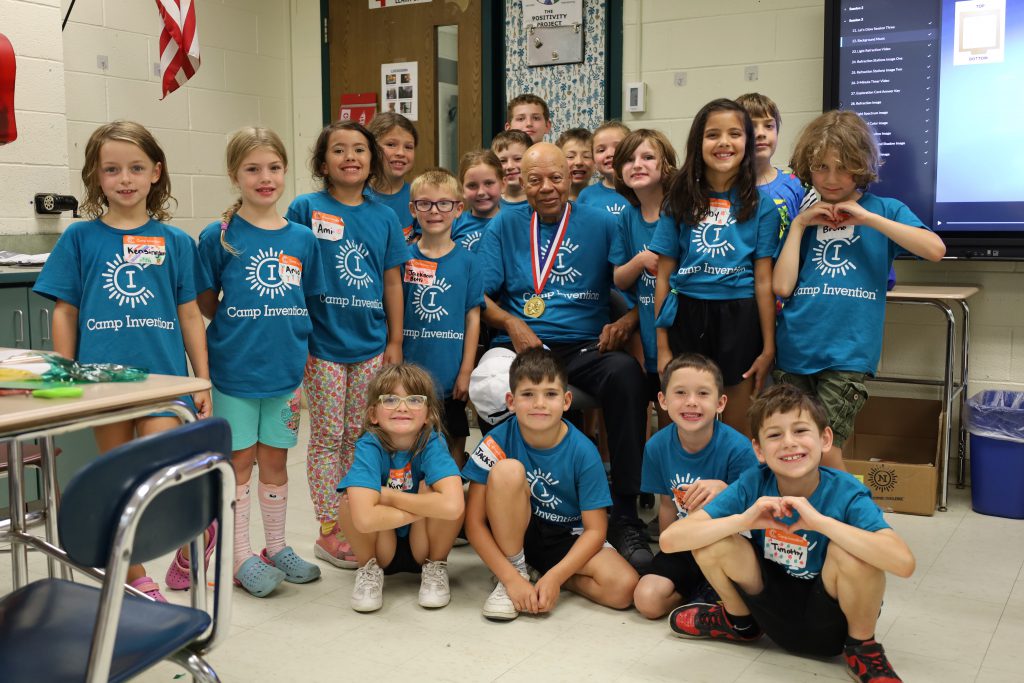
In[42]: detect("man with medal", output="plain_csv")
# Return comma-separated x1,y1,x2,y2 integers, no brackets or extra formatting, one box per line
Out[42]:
477,142,654,572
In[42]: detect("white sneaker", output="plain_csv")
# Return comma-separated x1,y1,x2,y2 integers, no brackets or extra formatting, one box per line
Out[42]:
351,558,384,612
482,571,529,621
418,559,451,608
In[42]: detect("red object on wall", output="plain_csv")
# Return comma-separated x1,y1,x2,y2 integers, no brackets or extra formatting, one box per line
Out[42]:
338,93,377,126
0,33,16,145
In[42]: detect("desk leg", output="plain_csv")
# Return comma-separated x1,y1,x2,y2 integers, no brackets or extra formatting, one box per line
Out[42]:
937,301,956,512
39,436,71,580
8,440,29,588
957,300,971,488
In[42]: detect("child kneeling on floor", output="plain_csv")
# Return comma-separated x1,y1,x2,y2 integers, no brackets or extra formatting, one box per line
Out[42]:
338,363,465,612
660,383,915,683
463,347,638,621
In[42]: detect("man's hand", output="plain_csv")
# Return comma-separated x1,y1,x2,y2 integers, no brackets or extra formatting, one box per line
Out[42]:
507,317,543,353
598,321,630,352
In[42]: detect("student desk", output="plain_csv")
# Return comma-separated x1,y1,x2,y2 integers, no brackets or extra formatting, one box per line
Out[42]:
1,373,209,589
875,284,980,511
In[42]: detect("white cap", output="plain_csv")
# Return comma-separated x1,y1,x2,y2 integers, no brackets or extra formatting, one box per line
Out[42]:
469,347,515,425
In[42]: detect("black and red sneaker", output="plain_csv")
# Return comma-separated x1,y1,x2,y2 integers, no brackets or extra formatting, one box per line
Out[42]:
844,639,902,683
668,602,761,642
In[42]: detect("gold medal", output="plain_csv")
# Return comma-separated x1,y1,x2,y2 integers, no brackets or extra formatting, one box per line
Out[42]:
524,295,546,318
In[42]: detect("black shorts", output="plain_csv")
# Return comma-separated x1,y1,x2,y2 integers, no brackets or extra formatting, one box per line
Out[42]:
737,547,847,657
645,370,661,403
666,294,763,386
523,516,581,575
382,533,422,576
442,397,469,439
644,550,705,597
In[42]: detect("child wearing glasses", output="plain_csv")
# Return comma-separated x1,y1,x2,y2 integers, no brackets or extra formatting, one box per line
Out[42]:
401,168,484,464
286,121,411,571
337,364,465,612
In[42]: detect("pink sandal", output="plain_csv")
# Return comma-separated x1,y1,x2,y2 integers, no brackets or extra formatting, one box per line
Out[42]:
165,521,218,590
129,576,168,603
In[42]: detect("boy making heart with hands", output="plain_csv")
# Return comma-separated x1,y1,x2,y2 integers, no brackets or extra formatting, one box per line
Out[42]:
771,110,945,470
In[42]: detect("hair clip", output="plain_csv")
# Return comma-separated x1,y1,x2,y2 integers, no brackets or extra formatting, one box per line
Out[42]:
220,220,228,232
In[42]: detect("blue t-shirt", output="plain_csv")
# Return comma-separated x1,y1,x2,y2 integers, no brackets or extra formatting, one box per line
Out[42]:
650,189,781,304
499,197,530,214
641,421,758,519
479,201,626,343
760,169,805,233
366,182,415,240
577,182,630,216
703,464,890,580
33,219,198,376
616,204,659,371
450,212,494,254
401,243,484,398
775,193,928,375
196,217,326,398
339,431,460,537
286,191,411,364
462,417,612,527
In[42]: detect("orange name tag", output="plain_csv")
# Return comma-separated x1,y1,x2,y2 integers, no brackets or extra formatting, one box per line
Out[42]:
123,235,166,265
404,259,438,286
705,198,731,226
470,435,507,471
311,211,344,241
278,254,302,286
387,463,413,491
764,528,809,569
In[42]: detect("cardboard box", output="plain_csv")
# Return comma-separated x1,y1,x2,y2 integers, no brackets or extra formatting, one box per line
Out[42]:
844,397,944,516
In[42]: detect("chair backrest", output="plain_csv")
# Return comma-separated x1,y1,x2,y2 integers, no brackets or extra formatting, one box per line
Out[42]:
58,418,232,567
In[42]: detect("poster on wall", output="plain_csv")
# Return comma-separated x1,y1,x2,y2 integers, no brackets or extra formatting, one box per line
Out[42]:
523,0,583,28
381,61,418,121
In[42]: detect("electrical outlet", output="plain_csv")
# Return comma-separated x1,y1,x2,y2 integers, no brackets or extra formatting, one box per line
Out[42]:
744,65,759,81
97,55,109,71
674,71,687,87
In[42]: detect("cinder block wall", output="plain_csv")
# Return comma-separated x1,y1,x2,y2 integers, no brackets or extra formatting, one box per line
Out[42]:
621,0,1024,397
1,0,322,244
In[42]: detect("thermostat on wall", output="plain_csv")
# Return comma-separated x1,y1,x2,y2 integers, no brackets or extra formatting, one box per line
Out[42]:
626,82,645,113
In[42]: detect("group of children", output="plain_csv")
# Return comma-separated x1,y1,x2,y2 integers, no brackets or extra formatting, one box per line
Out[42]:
31,89,946,683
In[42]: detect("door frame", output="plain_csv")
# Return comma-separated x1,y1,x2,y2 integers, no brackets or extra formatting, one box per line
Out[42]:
317,1,621,137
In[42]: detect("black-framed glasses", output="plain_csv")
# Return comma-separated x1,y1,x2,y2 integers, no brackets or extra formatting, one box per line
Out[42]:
377,394,429,410
412,199,457,213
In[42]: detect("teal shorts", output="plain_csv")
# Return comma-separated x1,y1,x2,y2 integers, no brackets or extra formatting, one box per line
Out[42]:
212,386,302,452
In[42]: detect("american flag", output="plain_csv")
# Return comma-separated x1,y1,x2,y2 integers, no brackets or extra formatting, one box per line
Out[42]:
156,0,200,99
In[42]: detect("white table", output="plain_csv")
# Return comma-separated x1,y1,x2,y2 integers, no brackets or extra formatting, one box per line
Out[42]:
877,284,980,511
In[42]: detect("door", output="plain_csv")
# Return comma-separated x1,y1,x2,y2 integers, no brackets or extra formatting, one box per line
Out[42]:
327,0,483,174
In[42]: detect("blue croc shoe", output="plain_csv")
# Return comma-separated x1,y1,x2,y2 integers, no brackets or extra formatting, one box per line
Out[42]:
262,546,322,584
234,554,286,597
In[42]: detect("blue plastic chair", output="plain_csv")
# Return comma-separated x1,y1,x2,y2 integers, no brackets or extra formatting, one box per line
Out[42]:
0,418,235,683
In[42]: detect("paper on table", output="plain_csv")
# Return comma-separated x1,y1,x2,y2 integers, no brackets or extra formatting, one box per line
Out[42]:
0,348,52,377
